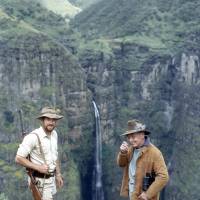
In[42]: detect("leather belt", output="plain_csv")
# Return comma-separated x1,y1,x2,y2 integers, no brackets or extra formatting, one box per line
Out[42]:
32,171,55,179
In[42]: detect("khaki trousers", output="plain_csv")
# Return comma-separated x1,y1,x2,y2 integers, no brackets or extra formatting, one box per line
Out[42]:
36,177,56,200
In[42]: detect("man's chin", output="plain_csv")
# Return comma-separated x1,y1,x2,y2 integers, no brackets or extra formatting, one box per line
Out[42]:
47,127,54,132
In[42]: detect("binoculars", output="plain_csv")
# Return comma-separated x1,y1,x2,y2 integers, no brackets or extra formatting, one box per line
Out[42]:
142,172,155,191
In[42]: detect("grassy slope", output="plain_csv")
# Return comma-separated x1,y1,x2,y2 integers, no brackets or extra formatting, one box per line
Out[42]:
0,0,75,38
0,0,84,54
73,0,200,52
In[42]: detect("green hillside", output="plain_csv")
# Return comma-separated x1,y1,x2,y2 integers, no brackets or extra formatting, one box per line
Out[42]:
0,0,82,52
73,0,200,52
0,0,66,36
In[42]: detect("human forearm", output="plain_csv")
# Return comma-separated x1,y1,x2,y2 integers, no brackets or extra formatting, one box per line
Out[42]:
56,159,62,176
146,173,169,199
15,155,48,173
117,141,130,167
15,155,38,170
55,159,64,188
146,155,169,198
117,152,129,167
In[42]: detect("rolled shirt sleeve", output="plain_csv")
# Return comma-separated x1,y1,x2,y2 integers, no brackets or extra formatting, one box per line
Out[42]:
17,134,37,158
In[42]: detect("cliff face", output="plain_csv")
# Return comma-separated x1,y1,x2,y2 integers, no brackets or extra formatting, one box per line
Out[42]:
73,0,200,198
79,41,200,200
0,2,98,199
0,33,89,130
0,32,93,199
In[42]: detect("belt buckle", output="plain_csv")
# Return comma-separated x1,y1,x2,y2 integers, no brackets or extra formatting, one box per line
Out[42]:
47,172,54,177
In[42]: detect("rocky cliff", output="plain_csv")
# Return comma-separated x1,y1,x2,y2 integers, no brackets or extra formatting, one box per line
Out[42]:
73,0,200,199
78,39,200,200
0,2,94,199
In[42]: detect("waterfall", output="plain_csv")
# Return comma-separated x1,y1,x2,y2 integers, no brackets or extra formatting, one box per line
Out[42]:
92,101,104,200
164,102,174,131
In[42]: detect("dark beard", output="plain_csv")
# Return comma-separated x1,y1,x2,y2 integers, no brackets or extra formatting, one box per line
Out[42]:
44,125,55,134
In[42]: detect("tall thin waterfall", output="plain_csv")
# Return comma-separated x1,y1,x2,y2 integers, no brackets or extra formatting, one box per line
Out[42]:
92,101,104,200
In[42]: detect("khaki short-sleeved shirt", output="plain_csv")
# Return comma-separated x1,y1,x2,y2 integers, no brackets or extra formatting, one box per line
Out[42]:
17,127,58,172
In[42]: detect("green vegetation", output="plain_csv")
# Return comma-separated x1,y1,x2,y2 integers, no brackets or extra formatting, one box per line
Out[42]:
0,0,200,200
0,193,9,200
0,0,74,46
73,0,200,54
0,1,85,199
79,39,113,55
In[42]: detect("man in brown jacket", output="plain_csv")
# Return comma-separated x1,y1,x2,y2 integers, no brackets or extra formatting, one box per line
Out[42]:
117,119,169,200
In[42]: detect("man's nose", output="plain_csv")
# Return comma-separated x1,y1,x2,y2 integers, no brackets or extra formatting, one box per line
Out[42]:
130,137,136,142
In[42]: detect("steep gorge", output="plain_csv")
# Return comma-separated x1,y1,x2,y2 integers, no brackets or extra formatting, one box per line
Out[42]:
79,40,200,199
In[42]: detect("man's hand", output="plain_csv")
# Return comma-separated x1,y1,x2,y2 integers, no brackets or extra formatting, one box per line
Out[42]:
37,164,49,174
56,174,64,189
120,141,129,154
138,192,148,200
15,155,49,174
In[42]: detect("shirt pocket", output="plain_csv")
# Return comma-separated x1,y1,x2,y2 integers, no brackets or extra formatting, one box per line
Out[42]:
42,141,50,155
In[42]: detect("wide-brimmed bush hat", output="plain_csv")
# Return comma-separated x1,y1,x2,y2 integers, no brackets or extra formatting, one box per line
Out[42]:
36,107,63,120
121,119,150,136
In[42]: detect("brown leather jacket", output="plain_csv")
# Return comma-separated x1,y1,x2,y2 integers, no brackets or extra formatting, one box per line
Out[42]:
117,143,169,200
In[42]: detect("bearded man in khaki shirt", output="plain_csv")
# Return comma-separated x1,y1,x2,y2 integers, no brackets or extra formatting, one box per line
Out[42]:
15,107,64,200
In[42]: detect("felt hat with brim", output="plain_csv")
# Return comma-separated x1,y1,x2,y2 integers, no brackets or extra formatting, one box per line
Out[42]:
121,119,150,136
36,107,63,120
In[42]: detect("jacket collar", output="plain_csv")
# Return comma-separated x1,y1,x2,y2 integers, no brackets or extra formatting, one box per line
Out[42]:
139,137,151,155
141,137,151,148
